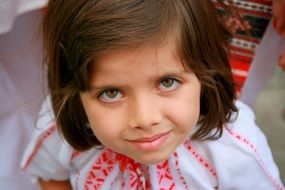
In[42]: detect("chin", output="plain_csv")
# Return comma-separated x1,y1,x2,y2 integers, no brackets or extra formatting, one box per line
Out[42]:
133,152,170,165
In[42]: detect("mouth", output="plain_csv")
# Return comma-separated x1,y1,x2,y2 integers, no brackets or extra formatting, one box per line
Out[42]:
126,131,171,151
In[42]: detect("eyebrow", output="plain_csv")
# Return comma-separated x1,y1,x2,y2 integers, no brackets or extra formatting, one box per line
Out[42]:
89,69,188,90
156,70,187,78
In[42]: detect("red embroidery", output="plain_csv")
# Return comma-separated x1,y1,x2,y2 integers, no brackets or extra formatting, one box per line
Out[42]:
71,150,81,160
84,150,115,190
84,150,150,190
22,123,56,170
129,165,145,189
74,171,81,190
117,154,149,190
184,140,217,178
156,160,176,190
116,153,136,171
173,151,190,190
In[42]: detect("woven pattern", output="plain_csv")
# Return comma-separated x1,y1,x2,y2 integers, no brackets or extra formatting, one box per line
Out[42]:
215,0,272,92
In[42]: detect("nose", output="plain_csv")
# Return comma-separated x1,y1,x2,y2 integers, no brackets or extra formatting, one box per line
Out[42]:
128,94,162,129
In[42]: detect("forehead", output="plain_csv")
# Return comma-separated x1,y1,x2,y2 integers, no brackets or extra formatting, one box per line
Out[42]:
87,41,190,87
92,41,184,75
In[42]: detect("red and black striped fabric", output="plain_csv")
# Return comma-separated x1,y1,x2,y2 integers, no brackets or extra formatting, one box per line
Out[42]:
214,0,272,93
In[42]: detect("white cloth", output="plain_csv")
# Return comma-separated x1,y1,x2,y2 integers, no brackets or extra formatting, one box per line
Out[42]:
21,99,284,190
240,20,285,108
0,1,47,189
0,0,48,34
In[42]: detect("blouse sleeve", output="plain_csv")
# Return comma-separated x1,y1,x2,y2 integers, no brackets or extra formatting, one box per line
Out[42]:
192,100,284,189
219,101,284,189
21,97,73,183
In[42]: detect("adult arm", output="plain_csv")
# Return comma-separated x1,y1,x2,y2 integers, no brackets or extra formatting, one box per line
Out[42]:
272,0,285,37
272,0,285,71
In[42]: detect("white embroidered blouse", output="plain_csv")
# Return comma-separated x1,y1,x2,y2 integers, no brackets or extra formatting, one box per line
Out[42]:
21,99,284,190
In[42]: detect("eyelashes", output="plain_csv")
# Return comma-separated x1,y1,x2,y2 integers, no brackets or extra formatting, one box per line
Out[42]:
159,77,181,91
97,77,182,103
98,88,122,103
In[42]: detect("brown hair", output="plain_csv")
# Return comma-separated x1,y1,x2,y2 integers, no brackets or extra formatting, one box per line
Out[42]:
42,0,237,151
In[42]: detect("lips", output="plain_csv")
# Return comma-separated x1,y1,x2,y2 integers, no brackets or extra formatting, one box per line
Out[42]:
128,132,169,142
126,131,171,151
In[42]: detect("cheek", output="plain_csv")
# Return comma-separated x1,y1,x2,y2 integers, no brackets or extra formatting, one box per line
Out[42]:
85,107,125,143
165,88,201,132
173,101,200,131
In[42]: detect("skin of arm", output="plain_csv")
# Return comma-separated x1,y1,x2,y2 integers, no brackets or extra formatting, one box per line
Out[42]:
272,0,285,37
39,179,72,190
277,49,285,71
272,0,285,71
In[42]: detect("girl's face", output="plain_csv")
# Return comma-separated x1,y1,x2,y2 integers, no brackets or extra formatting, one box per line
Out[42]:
80,41,201,164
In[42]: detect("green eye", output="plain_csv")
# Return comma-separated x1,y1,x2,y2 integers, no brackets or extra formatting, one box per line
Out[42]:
105,89,119,98
161,78,175,88
159,77,181,92
99,89,122,103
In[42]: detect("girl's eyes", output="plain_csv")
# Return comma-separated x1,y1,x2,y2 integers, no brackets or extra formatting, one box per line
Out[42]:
98,89,122,103
97,77,181,103
158,78,181,92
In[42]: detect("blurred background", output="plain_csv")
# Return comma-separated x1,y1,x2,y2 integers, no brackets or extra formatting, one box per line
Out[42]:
254,66,285,184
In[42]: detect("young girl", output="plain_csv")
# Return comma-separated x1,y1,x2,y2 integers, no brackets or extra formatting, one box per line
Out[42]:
21,0,284,189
